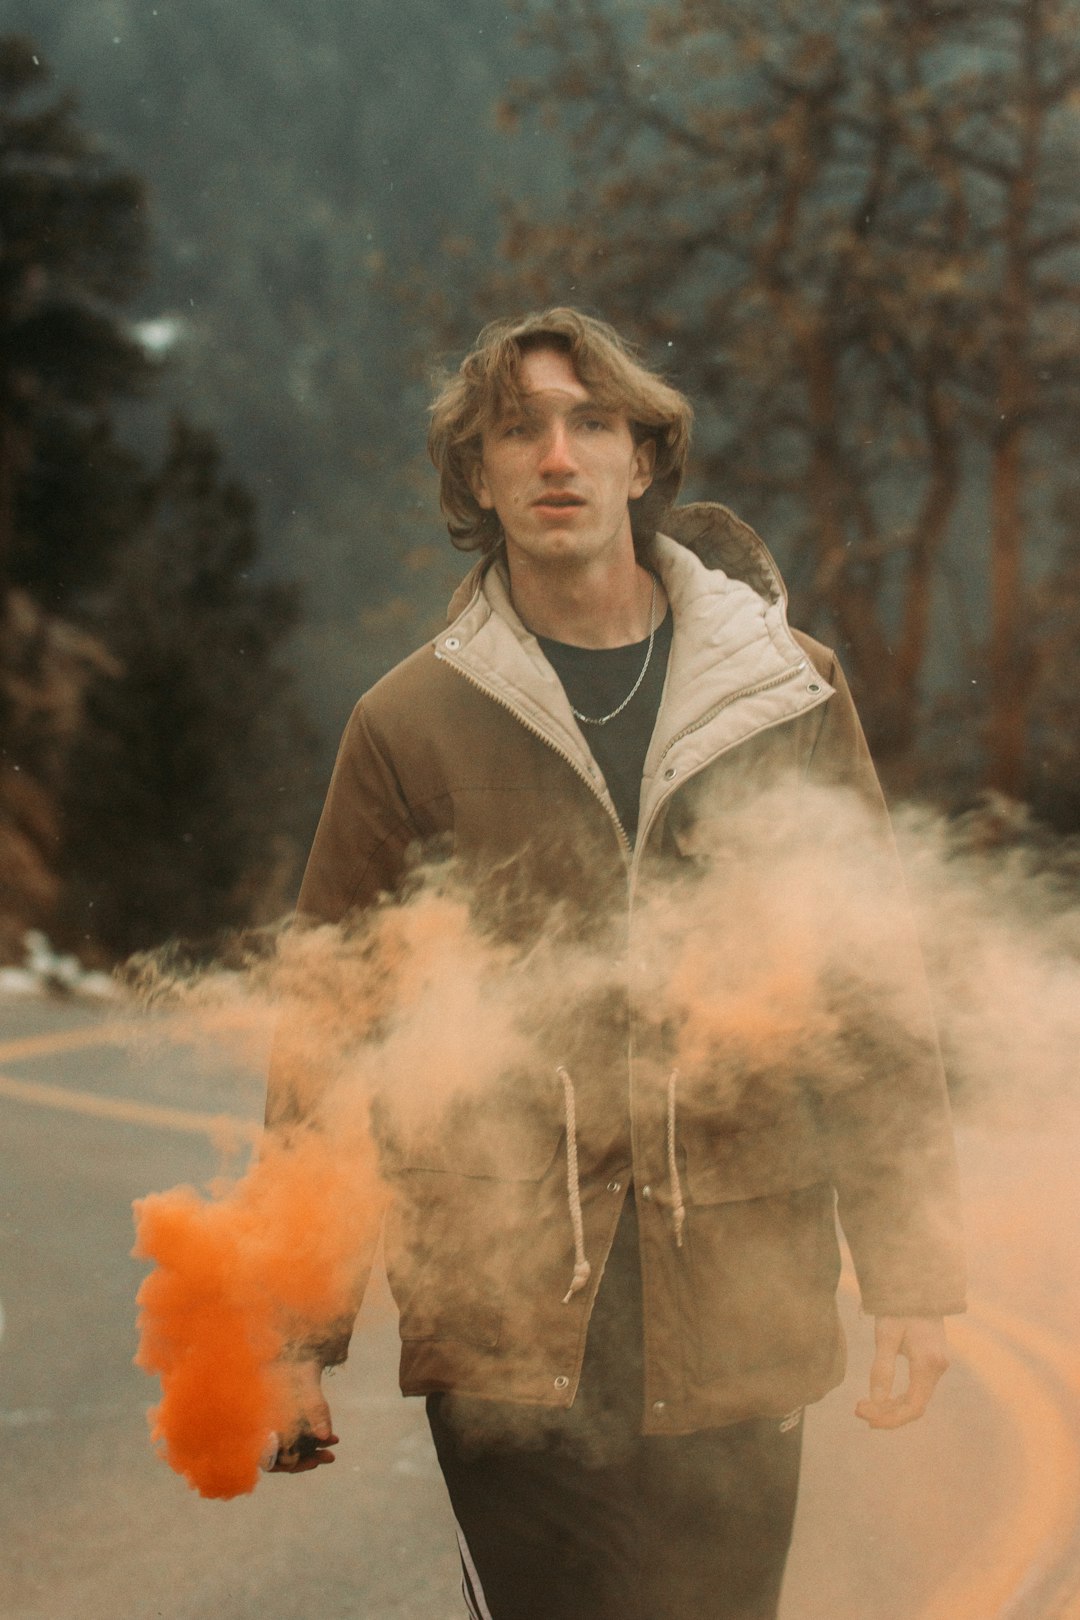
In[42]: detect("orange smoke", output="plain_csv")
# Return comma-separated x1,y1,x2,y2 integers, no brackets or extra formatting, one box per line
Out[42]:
132,1127,381,1499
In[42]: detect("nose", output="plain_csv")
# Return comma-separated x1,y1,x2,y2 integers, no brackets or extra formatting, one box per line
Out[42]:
537,419,577,476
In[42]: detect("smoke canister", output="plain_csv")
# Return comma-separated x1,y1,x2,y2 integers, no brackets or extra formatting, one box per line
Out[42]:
259,1428,322,1470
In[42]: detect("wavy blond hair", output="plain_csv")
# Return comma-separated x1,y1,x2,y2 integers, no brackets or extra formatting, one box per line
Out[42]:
428,308,694,559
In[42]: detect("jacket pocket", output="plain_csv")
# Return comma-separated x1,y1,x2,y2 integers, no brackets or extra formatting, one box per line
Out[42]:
384,1120,564,1349
681,1114,841,1387
374,1073,562,1181
682,1109,827,1205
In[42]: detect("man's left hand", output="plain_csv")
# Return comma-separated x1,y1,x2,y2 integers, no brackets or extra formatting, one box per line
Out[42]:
855,1316,949,1429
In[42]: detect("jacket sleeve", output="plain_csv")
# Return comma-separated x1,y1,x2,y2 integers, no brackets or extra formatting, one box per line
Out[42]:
804,653,967,1318
263,699,421,1364
296,698,427,926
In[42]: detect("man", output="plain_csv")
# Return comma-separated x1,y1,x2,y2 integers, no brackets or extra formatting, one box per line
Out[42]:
266,308,966,1620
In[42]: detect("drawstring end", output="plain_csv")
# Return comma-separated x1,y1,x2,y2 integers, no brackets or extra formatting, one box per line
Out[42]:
667,1069,687,1250
562,1259,592,1305
557,1064,592,1306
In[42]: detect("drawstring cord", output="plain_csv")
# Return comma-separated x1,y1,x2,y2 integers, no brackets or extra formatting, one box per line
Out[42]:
556,1063,686,1303
666,1069,686,1249
556,1065,592,1303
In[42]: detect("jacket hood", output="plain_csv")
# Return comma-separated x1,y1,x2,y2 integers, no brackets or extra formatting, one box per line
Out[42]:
433,502,827,855
662,502,788,608
445,501,788,623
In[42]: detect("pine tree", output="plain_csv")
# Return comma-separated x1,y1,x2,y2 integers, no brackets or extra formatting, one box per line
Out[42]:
0,38,319,958
59,419,317,958
0,35,151,608
0,37,152,949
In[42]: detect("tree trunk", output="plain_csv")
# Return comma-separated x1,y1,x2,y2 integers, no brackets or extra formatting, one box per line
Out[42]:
988,419,1028,795
986,0,1041,799
888,401,961,791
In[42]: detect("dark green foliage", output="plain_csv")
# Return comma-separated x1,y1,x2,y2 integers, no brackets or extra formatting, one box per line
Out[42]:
59,420,319,957
0,37,320,956
0,36,152,607
5,0,540,717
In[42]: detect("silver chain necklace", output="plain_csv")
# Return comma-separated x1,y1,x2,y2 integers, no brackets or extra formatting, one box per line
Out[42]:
570,572,658,728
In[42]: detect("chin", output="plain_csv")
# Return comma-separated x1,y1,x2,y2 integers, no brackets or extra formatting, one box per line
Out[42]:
514,529,587,559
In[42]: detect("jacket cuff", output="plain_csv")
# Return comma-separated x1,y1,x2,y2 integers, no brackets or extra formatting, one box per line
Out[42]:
857,1294,967,1319
280,1320,355,1367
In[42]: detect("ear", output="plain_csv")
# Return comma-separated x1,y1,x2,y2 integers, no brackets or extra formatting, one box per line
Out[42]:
469,455,496,512
629,436,656,500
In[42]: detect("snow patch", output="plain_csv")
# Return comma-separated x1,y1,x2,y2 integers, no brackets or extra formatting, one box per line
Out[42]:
0,932,117,1001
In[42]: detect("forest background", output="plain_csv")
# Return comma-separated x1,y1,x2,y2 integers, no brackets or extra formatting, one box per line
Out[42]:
2,0,1079,963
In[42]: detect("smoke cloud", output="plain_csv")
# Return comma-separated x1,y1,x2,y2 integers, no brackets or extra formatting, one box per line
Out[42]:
132,1130,378,1499
131,782,1080,1503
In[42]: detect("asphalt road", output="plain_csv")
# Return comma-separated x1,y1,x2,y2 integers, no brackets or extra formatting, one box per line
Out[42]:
1,998,1078,1620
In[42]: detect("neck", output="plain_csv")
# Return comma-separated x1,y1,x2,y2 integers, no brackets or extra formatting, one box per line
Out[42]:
508,550,663,649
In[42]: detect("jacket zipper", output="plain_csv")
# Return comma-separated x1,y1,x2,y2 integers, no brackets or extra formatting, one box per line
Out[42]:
436,652,820,873
437,643,824,1298
434,650,632,858
658,660,808,764
631,660,814,883
625,656,822,1272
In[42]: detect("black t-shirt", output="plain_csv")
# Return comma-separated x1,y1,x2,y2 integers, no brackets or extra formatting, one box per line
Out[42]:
452,617,671,1451
537,611,673,844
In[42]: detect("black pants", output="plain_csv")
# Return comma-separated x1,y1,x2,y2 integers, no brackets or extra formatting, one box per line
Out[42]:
426,1194,803,1620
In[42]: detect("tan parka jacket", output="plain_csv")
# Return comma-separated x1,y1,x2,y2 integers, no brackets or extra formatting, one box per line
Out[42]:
273,503,966,1434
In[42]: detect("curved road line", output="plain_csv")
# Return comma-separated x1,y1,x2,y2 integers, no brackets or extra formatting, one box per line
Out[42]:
0,1020,260,1143
960,1298,1080,1620
0,1070,258,1145
0,1023,136,1064
916,1303,1080,1620
4,1022,1080,1615
973,1297,1080,1402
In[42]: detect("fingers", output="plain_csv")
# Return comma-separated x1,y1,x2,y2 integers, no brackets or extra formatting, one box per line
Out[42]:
856,1373,942,1428
303,1391,334,1442
266,1361,339,1474
270,1430,340,1473
870,1320,902,1403
854,1318,901,1424
886,1358,945,1427
856,1317,950,1429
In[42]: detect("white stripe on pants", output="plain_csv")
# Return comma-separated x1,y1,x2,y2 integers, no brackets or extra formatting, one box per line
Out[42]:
456,1518,495,1620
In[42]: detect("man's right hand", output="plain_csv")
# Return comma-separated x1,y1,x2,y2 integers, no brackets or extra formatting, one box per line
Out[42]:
269,1358,338,1473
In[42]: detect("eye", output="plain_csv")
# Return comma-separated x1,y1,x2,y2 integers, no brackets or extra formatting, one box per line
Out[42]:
580,416,611,433
500,414,540,440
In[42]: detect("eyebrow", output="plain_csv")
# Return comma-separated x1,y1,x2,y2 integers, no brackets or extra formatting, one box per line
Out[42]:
508,397,616,418
488,394,619,432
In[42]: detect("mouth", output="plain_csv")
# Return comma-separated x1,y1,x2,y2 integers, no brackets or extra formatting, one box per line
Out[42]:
532,493,586,513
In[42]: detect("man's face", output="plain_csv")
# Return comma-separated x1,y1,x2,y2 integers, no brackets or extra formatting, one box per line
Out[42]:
470,347,655,574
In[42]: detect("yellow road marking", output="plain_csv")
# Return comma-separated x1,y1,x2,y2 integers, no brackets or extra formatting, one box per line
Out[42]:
0,1070,259,1144
4,1025,1080,1612
0,1019,261,1143
965,1299,1080,1620
0,1022,135,1063
972,1297,1080,1401
916,1301,1080,1620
